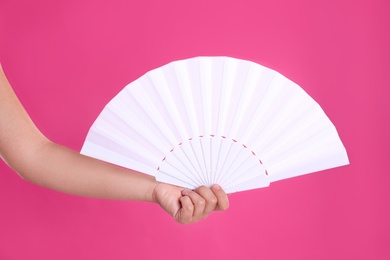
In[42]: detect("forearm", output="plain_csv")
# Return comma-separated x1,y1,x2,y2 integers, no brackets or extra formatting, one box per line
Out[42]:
0,64,158,202
17,140,158,202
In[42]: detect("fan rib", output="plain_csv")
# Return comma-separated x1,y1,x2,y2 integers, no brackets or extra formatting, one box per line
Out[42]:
160,151,202,187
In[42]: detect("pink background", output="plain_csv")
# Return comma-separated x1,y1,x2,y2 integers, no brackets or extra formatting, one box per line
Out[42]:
0,0,389,259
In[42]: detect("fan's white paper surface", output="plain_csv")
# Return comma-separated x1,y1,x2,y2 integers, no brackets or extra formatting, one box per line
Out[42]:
81,56,349,193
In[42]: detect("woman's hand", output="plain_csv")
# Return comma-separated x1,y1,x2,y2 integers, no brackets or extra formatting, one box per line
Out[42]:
152,183,229,224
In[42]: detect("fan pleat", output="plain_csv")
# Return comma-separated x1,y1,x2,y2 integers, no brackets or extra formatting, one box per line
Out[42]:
95,107,163,161
82,141,157,174
210,57,225,136
143,73,184,143
199,58,213,135
173,61,201,137
115,87,173,152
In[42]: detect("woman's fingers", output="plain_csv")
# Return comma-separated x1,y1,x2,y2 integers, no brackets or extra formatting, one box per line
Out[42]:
177,195,194,224
182,189,206,220
177,185,229,224
211,184,229,211
194,186,219,216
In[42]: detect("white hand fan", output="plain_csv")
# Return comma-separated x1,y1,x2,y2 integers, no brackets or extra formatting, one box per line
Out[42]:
81,56,349,193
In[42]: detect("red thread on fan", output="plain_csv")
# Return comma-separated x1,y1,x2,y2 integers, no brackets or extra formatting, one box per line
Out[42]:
157,135,268,178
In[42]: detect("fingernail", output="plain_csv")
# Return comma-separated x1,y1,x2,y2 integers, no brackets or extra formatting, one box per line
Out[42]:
182,189,190,195
213,184,221,190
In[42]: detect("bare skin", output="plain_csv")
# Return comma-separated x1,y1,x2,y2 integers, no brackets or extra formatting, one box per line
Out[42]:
0,63,229,224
